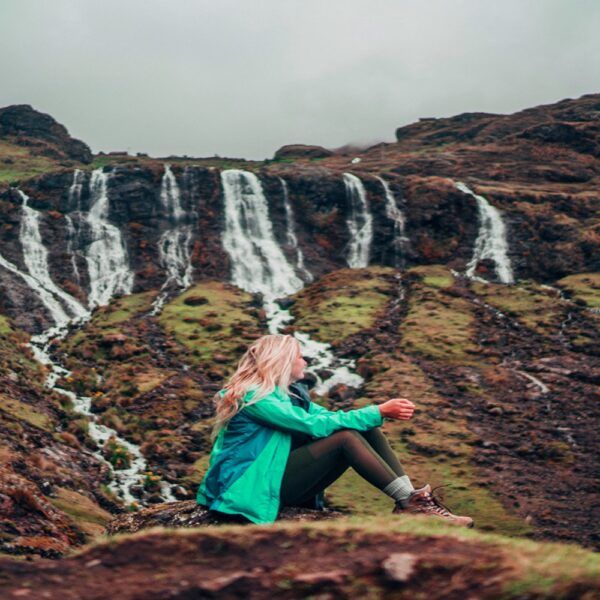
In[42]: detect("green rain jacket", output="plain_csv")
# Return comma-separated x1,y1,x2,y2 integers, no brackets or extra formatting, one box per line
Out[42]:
196,382,384,524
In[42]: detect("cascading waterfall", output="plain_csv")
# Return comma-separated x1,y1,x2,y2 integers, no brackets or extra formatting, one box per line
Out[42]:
0,252,71,328
66,169,86,284
221,169,303,331
28,330,176,505
64,215,80,284
151,165,194,314
377,176,410,268
0,182,173,505
18,190,89,321
343,173,373,268
455,181,514,284
84,169,135,308
279,177,313,282
220,169,363,394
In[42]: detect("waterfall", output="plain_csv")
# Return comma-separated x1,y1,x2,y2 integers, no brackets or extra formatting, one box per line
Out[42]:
279,177,313,282
84,169,135,309
151,165,194,314
66,169,86,284
64,216,80,284
0,251,71,328
377,176,410,268
221,169,304,301
220,169,363,394
28,330,176,505
455,181,514,284
18,190,88,321
68,168,85,210
343,173,373,268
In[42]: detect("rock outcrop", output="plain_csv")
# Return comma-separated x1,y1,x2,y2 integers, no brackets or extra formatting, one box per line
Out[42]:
0,104,92,163
274,143,333,159
106,500,342,535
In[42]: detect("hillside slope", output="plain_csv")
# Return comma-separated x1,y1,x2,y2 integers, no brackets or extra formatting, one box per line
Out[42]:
0,518,598,599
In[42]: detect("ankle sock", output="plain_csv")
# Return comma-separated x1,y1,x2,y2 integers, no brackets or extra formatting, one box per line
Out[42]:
382,475,414,505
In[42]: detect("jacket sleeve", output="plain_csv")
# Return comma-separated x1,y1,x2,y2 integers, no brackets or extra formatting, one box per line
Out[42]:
242,393,383,438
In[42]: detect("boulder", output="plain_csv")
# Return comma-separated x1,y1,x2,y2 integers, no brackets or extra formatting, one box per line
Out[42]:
106,500,342,535
274,144,333,160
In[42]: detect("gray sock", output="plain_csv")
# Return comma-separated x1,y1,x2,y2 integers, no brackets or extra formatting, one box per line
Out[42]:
382,475,414,505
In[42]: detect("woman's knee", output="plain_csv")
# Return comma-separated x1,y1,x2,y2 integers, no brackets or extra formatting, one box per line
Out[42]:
330,429,362,443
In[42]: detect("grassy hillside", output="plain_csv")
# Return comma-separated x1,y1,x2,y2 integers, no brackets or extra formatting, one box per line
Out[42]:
1,516,598,598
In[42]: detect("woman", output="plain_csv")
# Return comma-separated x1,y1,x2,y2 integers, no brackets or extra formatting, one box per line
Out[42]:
197,334,473,527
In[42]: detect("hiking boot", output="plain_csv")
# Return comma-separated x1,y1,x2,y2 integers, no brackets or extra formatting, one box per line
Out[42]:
393,484,474,528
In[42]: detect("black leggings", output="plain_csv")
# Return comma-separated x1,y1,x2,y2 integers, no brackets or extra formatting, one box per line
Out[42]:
280,427,405,507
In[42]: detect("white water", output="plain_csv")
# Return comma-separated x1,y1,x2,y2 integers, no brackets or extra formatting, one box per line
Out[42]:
455,181,514,284
221,169,364,394
64,216,80,285
28,328,175,505
18,190,89,321
66,169,86,284
514,369,550,395
279,177,313,282
151,165,194,314
84,169,135,309
0,251,71,327
221,169,304,299
221,169,305,329
2,182,174,504
343,173,373,268
377,176,410,268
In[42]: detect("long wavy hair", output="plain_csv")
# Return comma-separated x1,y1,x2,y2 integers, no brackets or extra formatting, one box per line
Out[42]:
211,334,301,441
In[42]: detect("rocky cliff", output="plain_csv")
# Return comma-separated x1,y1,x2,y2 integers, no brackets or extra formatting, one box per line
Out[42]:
0,95,598,575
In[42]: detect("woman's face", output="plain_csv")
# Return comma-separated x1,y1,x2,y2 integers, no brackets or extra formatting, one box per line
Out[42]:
290,346,308,382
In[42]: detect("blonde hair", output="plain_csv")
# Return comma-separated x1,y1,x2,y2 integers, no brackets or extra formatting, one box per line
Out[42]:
211,334,301,441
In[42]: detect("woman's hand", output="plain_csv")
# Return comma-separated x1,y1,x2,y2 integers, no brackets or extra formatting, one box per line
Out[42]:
378,398,415,420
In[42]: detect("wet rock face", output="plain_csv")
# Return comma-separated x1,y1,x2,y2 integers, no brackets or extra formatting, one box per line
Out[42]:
1,154,597,332
0,104,92,163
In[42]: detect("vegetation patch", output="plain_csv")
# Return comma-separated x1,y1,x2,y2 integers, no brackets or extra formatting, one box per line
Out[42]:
0,394,52,431
0,140,65,184
290,267,396,343
471,279,564,334
49,487,112,538
159,281,263,368
400,266,479,363
556,272,600,308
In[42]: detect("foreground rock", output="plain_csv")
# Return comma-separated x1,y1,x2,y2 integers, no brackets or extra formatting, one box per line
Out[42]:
107,500,342,534
2,518,598,599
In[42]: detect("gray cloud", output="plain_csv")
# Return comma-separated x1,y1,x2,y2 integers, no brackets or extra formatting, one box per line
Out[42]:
1,0,598,159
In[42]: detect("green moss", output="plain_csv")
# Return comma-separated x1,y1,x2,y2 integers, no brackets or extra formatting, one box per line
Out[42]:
291,267,396,343
0,315,13,335
556,272,600,308
0,140,66,184
471,280,563,334
158,280,262,366
410,264,455,288
50,487,112,537
401,269,478,363
92,291,157,327
0,394,52,431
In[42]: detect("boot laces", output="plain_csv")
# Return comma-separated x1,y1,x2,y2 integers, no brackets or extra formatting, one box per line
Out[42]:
420,485,452,516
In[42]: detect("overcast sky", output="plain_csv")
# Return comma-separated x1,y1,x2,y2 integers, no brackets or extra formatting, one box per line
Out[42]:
1,0,598,159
